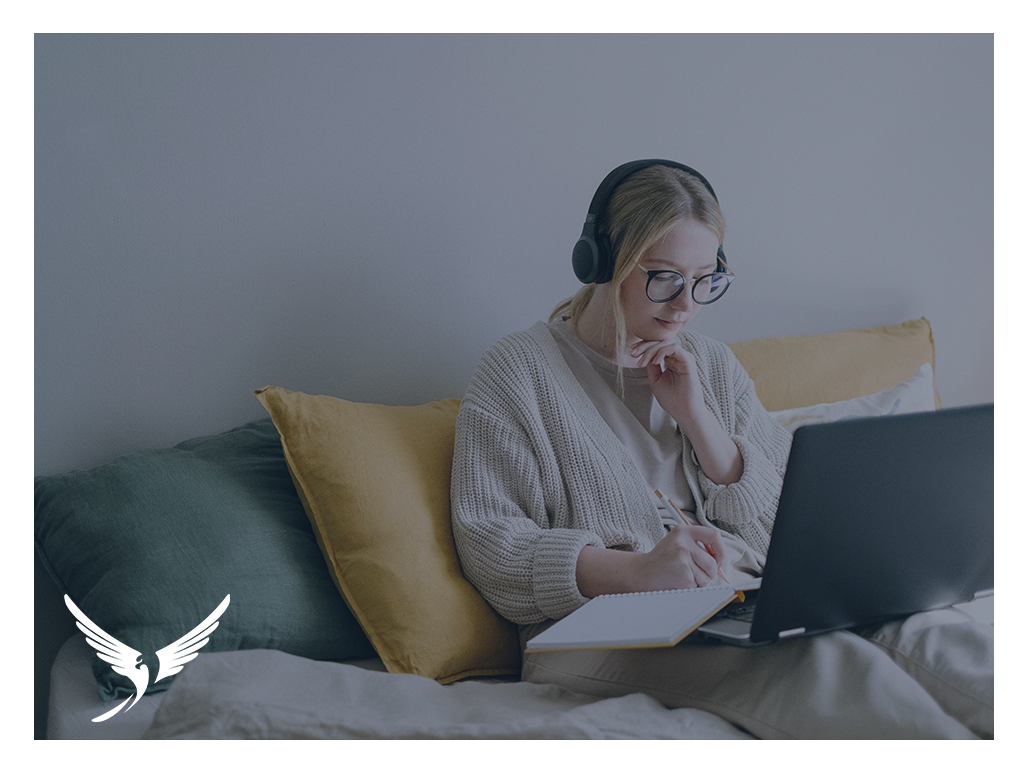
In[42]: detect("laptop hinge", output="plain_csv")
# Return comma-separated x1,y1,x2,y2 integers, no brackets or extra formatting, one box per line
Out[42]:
778,627,806,639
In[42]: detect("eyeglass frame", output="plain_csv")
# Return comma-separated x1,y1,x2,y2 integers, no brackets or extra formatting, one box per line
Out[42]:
634,260,736,305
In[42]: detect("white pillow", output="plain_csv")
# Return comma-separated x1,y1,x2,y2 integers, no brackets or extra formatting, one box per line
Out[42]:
769,363,936,433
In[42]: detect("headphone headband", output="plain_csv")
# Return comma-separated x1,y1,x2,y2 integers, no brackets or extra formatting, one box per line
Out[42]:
572,159,726,285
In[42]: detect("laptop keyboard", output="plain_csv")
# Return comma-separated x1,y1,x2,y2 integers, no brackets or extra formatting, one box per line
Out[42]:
722,603,756,622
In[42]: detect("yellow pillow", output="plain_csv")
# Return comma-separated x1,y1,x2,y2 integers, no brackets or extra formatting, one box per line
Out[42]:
727,318,940,412
254,386,520,684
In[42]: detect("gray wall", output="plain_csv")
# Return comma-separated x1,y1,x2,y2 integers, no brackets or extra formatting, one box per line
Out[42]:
35,34,993,476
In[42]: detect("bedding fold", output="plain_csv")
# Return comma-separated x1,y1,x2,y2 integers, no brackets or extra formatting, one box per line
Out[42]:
141,649,753,740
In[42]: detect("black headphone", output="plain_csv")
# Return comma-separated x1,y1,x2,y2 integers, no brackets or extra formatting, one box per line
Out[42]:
571,159,728,285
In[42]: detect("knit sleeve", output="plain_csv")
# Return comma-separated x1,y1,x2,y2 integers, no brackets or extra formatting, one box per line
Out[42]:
689,336,792,556
449,355,600,625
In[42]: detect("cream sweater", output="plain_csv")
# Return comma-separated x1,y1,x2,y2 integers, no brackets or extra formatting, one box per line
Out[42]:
450,321,792,625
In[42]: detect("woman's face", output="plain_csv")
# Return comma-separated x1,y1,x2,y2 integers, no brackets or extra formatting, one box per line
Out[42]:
620,217,722,347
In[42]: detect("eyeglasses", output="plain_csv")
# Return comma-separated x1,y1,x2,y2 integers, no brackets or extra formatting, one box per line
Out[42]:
636,263,736,305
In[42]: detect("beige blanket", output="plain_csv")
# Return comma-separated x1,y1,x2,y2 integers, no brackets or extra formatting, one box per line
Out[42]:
142,649,753,740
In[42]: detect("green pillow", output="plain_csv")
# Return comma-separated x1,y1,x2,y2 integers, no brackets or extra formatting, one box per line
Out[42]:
35,418,375,700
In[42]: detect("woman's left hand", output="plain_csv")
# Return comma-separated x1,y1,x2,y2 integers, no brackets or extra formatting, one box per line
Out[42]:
629,336,745,486
629,338,706,422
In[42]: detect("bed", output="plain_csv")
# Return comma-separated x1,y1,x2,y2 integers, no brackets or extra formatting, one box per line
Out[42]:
34,318,992,740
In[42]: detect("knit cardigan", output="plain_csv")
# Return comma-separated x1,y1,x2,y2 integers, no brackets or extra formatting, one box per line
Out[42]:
450,321,792,625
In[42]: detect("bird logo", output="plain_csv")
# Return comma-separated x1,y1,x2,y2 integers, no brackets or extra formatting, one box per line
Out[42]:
64,593,231,723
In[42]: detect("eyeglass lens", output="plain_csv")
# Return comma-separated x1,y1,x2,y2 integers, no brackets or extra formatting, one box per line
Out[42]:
646,271,732,304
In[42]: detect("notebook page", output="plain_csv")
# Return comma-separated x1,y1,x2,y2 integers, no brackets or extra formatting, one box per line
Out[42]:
526,585,739,651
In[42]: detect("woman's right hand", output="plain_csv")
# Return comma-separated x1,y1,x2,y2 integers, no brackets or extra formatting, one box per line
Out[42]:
634,524,726,591
575,524,727,598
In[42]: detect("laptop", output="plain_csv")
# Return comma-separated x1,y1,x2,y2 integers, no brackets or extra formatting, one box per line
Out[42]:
695,403,994,647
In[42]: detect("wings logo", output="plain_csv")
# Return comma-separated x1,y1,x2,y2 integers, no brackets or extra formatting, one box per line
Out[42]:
64,594,230,723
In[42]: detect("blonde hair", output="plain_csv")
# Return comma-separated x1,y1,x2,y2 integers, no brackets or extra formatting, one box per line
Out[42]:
550,164,726,359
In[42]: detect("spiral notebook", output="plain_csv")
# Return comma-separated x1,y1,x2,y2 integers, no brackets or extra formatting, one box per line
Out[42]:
525,581,759,651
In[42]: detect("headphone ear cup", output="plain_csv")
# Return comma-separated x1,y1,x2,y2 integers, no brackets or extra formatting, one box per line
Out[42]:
572,227,613,285
572,235,600,284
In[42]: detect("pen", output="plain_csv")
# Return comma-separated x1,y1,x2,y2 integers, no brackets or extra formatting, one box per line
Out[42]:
654,489,687,526
655,489,732,586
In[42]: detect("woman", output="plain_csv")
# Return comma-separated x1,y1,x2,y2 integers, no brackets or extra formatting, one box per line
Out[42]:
450,160,992,739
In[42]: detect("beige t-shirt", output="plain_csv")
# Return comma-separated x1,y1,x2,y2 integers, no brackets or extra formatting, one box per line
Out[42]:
548,319,763,583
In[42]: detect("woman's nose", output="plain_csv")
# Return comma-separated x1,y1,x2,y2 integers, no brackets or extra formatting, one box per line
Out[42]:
670,289,695,312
